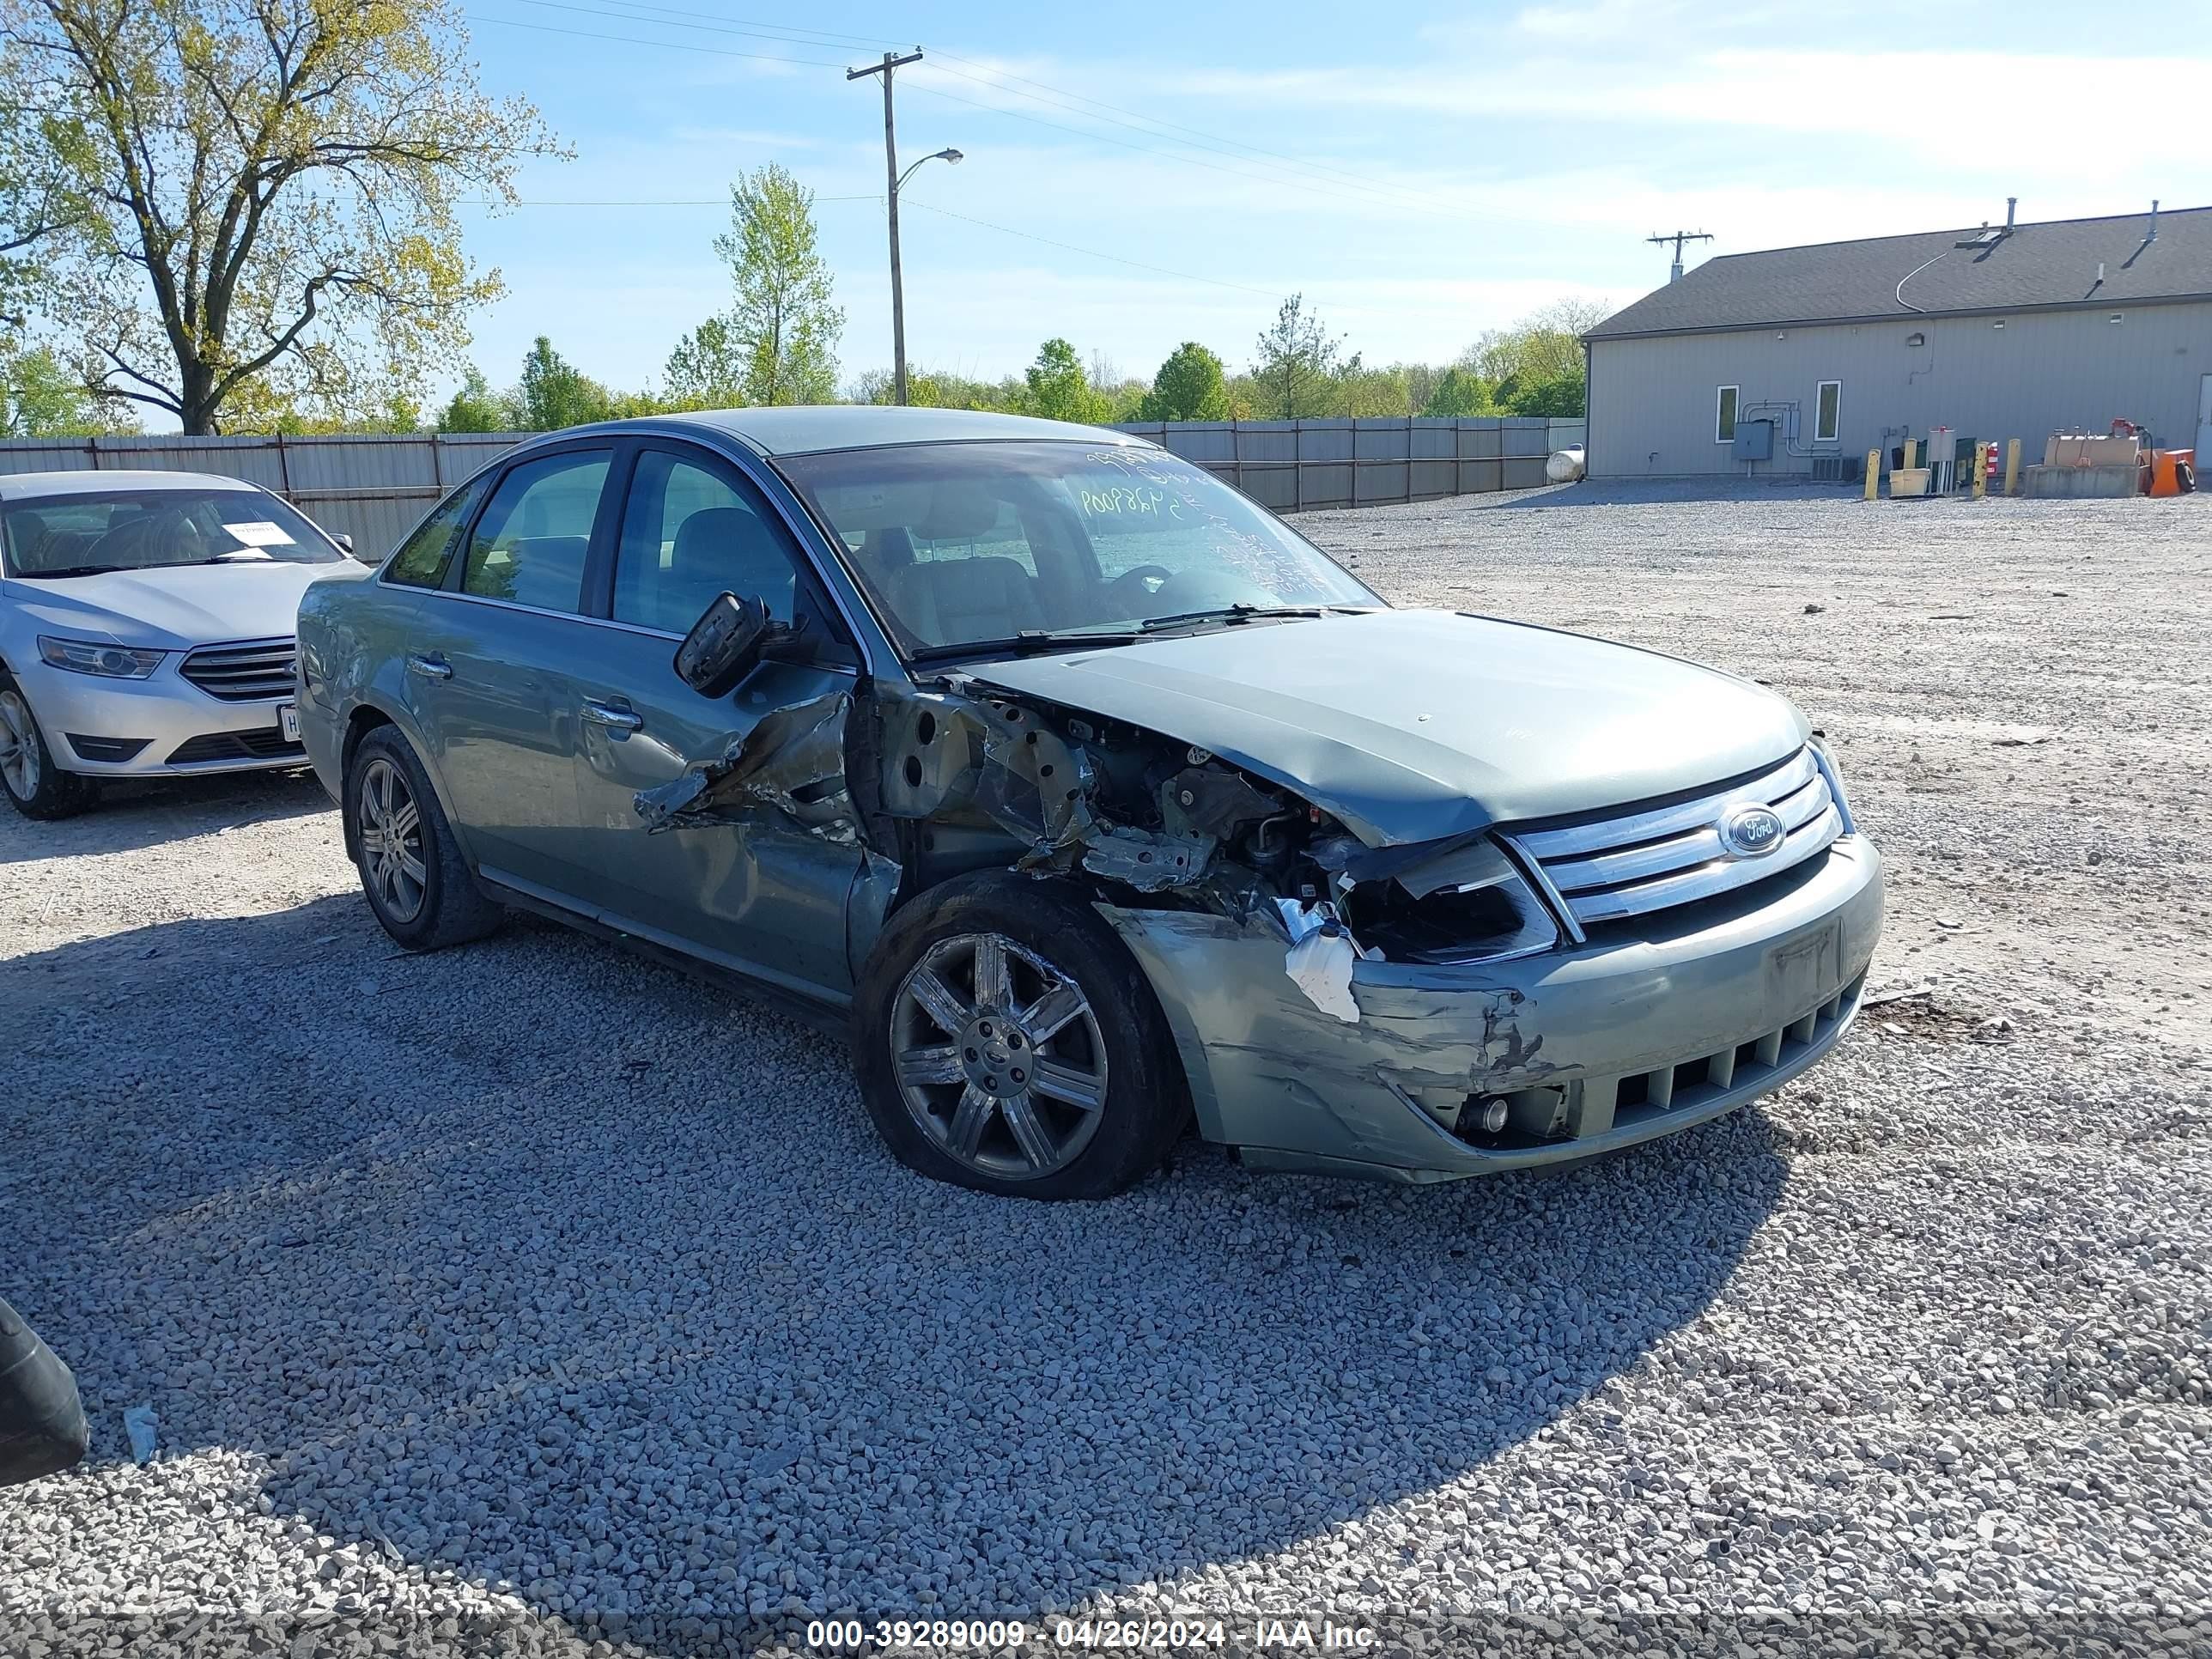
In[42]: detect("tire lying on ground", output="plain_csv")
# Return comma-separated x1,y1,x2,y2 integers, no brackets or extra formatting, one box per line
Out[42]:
0,1296,89,1488
851,871,1189,1200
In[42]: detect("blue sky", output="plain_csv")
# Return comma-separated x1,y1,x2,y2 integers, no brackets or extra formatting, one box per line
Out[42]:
448,0,2212,399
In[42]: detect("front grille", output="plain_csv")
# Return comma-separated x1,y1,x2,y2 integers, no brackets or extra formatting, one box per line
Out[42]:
1505,746,1843,929
180,638,296,702
166,729,306,766
64,734,150,763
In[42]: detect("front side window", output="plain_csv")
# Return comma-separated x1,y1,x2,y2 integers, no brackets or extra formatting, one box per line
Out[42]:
460,451,611,614
385,477,487,590
1716,386,1739,444
1815,380,1841,444
780,441,1380,657
1,488,342,579
612,450,806,634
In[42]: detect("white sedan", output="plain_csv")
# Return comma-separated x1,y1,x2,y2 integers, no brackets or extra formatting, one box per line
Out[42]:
0,469,365,818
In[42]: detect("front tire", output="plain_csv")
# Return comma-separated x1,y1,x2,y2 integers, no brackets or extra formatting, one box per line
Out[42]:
852,872,1190,1200
343,726,501,950
0,678,94,821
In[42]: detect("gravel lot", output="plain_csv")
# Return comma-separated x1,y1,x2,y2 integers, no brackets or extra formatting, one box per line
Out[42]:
3,481,2209,1656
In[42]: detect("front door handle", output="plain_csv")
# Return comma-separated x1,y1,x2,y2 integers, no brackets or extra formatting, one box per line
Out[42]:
581,698,643,732
405,653,452,681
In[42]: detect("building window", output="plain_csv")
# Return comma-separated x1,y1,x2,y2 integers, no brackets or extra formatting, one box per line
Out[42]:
1814,380,1841,444
1716,385,1738,445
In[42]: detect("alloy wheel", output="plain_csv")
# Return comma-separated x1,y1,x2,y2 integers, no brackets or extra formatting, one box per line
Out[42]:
0,690,40,800
890,932,1109,1181
357,756,428,923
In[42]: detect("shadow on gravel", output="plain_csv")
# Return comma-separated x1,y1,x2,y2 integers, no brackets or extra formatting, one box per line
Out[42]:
0,767,330,866
6,896,1788,1645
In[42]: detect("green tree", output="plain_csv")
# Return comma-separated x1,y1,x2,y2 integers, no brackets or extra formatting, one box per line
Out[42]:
437,365,506,432
511,336,611,431
1463,298,1607,394
1138,341,1230,422
1496,367,1585,418
695,162,842,406
1338,363,1413,417
1020,337,1111,425
1252,294,1353,419
1420,364,1496,418
0,0,561,434
662,316,748,410
0,342,122,433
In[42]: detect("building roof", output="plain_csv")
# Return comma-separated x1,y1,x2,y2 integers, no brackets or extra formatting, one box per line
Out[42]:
634,405,1141,456
1587,204,2212,340
0,468,267,500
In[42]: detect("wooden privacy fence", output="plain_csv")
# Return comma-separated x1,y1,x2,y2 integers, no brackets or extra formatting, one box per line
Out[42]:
0,416,1587,555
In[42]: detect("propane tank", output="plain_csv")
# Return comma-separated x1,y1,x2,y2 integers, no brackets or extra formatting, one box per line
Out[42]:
1546,446,1587,483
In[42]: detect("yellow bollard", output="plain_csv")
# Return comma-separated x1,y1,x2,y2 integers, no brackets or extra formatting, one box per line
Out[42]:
1972,441,1988,499
1903,437,1918,471
1863,449,1880,501
2004,437,2021,496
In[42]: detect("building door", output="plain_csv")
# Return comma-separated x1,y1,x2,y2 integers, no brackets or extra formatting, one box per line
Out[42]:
2198,373,2212,462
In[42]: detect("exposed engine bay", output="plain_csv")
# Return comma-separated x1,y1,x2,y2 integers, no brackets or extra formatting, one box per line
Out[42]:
633,668,1562,1022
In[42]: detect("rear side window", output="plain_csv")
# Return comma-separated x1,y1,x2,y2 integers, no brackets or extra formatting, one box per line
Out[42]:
385,478,486,589
461,451,611,614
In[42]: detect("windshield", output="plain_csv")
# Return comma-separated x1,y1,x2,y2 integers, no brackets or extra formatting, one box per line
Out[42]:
1,488,341,579
778,441,1382,657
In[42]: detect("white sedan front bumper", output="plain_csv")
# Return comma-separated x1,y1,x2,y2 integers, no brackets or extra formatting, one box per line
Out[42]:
14,641,305,778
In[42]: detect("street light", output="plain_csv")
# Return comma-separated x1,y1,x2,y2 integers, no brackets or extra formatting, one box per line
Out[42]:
884,146,960,404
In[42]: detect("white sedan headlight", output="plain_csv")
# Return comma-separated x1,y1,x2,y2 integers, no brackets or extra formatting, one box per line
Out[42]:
38,635,169,679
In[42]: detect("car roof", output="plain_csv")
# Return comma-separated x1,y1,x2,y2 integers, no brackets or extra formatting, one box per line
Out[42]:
0,469,267,501
605,404,1150,458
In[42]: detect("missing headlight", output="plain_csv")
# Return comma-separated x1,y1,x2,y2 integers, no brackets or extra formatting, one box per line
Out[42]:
1339,872,1559,964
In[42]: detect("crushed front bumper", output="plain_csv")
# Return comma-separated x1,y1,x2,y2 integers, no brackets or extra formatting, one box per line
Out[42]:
13,657,306,779
1102,837,1882,1182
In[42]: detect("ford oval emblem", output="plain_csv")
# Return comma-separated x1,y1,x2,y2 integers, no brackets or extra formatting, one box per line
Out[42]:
1721,804,1786,858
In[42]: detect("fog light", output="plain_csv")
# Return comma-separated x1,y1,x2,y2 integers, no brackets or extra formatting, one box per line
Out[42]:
1475,1097,1510,1135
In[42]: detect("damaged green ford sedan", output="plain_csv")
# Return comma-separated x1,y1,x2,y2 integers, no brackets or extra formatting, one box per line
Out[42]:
296,408,1881,1199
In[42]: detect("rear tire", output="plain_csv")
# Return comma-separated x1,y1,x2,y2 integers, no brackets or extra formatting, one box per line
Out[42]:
852,871,1190,1200
0,678,94,821
343,725,501,950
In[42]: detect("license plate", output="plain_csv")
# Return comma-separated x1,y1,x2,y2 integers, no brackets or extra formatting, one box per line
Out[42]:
278,702,301,743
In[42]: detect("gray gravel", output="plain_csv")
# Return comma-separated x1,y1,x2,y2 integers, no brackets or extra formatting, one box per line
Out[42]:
3,480,2209,1656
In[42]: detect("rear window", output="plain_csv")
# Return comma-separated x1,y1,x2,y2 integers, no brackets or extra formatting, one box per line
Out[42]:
2,488,341,578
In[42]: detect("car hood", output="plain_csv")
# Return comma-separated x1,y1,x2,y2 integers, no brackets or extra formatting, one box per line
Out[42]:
965,608,1809,846
4,560,356,648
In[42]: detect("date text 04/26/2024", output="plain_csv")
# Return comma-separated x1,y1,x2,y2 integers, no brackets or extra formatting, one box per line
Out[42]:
802,1618,1381,1650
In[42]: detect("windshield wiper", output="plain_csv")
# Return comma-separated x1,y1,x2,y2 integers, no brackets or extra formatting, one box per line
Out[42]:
11,565,118,580
1138,603,1325,633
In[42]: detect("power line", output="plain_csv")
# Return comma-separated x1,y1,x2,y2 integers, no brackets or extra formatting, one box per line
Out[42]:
460,194,882,205
467,13,850,69
900,198,1278,298
916,51,1467,218
547,0,899,52
502,0,896,55
558,0,1458,215
472,0,1452,221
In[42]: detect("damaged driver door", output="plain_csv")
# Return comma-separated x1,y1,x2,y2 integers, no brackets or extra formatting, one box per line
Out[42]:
567,445,868,1003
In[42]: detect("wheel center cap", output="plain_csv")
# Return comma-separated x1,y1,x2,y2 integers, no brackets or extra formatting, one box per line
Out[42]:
957,1012,1028,1096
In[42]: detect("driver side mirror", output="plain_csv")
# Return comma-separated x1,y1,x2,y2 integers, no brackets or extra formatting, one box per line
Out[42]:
674,592,808,697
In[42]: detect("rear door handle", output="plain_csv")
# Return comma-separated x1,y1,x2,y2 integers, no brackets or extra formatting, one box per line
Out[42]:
581,698,643,732
405,653,452,681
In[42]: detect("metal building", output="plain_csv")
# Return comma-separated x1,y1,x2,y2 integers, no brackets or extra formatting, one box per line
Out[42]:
1583,204,2212,479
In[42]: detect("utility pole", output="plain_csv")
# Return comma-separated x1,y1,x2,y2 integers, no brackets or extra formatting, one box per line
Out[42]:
1647,229,1713,283
849,48,925,404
